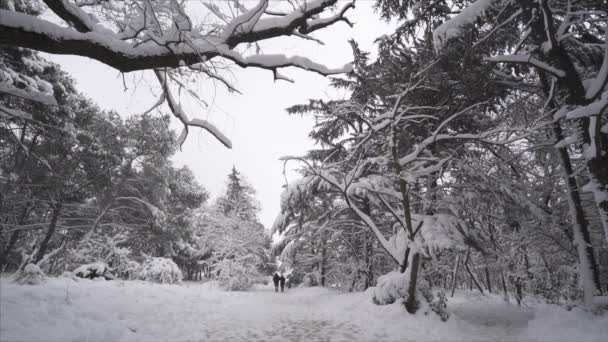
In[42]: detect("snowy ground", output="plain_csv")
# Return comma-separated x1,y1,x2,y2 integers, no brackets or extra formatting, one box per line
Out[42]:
1,278,607,342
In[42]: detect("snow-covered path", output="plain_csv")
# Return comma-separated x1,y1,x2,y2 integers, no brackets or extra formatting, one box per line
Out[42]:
1,278,607,342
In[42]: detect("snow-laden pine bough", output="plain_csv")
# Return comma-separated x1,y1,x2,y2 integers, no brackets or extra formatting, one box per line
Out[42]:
0,0,355,148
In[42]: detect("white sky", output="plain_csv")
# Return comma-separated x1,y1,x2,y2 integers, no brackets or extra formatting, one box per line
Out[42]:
45,1,393,229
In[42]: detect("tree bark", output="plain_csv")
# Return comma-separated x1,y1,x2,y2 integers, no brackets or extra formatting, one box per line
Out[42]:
520,0,604,302
524,0,608,244
33,202,62,264
404,252,421,314
552,122,602,303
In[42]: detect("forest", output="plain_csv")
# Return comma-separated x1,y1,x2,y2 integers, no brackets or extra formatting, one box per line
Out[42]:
1,0,608,341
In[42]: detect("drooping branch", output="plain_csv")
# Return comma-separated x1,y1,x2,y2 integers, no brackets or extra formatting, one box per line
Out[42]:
0,1,354,74
154,69,232,149
0,1,355,148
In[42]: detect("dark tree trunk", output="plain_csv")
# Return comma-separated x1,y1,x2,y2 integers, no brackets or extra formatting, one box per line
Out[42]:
524,0,607,284
404,252,421,313
33,203,62,264
501,270,509,301
552,122,602,299
485,265,492,293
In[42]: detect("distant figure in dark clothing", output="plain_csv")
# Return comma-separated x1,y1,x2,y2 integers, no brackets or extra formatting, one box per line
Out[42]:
273,273,280,292
279,275,286,292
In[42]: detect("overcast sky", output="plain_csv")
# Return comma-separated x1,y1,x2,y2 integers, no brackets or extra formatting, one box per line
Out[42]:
45,2,392,229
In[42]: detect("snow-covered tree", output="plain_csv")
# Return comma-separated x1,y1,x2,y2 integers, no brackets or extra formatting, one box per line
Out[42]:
216,167,260,222
276,0,608,314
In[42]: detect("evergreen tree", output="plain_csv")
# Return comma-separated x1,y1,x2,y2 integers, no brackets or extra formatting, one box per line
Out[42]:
217,167,260,222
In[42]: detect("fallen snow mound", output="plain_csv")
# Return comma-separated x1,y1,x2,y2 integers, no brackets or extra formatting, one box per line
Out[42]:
372,271,408,305
138,257,182,284
14,263,46,285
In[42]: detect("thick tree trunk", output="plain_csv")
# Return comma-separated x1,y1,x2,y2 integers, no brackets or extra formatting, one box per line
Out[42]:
390,124,422,313
552,123,602,303
33,203,62,264
510,0,608,303
404,252,421,313
581,118,608,243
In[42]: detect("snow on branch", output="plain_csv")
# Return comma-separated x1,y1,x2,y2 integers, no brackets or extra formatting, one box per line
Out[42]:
0,104,33,120
219,49,353,77
0,2,353,74
485,54,566,78
433,0,497,51
42,0,98,33
0,82,57,106
585,19,608,100
0,1,354,147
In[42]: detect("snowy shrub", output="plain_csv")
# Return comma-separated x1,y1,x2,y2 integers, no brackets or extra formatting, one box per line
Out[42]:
117,260,142,280
529,265,580,304
372,271,408,305
371,271,449,320
138,257,183,284
14,264,46,285
58,232,135,279
73,262,115,280
215,258,262,291
419,284,450,321
301,272,321,287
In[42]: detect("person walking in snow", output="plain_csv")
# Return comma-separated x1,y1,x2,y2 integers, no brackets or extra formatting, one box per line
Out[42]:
273,272,280,292
279,274,286,292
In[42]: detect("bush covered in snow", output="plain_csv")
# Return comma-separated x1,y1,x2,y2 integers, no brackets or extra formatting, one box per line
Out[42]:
138,257,183,284
14,264,46,285
300,272,321,288
215,258,262,291
56,232,136,279
117,260,142,280
372,271,408,305
73,262,116,280
371,270,449,320
419,284,450,321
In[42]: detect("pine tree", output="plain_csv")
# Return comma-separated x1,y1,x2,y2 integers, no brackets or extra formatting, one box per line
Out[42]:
217,167,259,222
